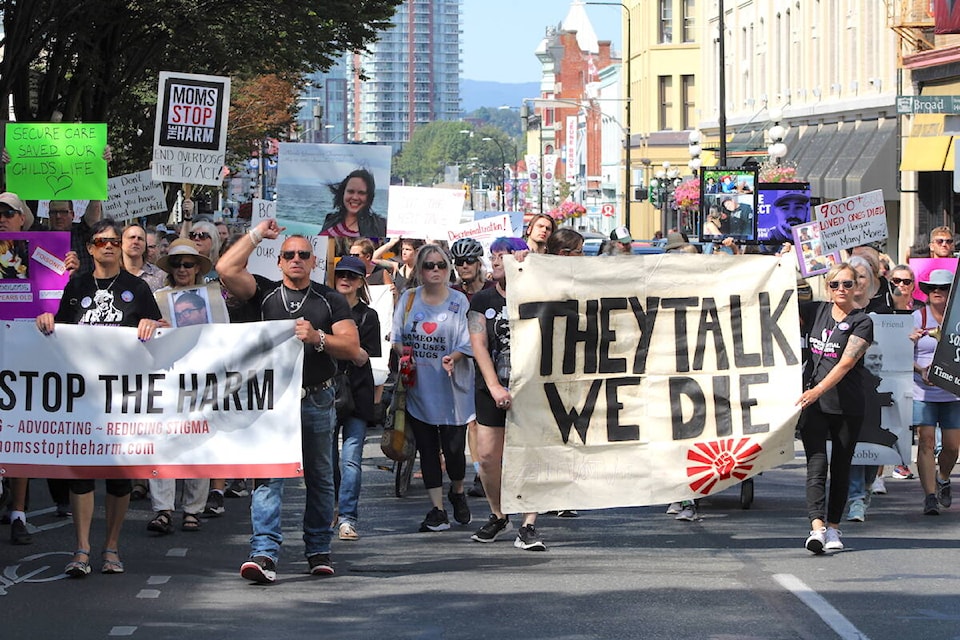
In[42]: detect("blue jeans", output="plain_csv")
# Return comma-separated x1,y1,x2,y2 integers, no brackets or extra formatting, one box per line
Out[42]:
847,465,878,503
336,414,367,526
249,386,336,563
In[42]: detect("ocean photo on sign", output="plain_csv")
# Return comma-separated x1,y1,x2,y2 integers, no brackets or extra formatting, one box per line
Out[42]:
276,143,392,236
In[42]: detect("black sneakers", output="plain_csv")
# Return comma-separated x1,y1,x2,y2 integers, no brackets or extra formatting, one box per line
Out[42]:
10,518,32,545
308,553,335,576
924,493,940,515
240,555,277,583
467,475,486,497
471,514,512,543
225,479,250,498
419,507,451,532
202,491,225,517
937,478,952,508
514,524,546,551
448,489,471,525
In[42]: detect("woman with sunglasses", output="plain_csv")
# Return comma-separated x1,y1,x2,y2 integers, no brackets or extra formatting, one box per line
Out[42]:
329,256,381,540
139,239,216,535
911,269,960,515
890,264,922,313
796,263,874,554
185,220,221,281
36,219,162,577
392,244,474,532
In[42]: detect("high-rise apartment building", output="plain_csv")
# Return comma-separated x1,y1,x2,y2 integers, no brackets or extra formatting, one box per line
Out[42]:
349,0,462,153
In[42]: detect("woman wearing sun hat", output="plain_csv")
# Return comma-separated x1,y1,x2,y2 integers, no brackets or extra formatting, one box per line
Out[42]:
910,268,960,515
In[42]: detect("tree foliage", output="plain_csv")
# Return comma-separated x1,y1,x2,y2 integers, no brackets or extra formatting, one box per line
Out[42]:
394,121,517,187
0,0,402,175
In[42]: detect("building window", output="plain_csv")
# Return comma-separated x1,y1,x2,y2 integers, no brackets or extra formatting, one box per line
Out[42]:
659,75,673,130
682,0,695,43
681,75,695,131
659,0,673,44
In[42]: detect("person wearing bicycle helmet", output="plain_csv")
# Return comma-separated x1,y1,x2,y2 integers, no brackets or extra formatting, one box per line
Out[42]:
451,238,494,301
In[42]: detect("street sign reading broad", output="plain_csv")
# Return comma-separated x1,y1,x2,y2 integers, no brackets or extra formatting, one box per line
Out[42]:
152,71,230,186
896,95,960,114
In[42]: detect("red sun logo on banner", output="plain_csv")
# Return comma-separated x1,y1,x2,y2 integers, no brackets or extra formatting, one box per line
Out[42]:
685,438,762,495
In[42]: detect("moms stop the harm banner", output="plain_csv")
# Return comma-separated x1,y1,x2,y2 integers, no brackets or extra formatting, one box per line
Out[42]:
0,320,304,480
500,254,801,513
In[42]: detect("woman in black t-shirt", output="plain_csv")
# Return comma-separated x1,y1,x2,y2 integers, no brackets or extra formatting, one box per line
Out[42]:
797,262,873,555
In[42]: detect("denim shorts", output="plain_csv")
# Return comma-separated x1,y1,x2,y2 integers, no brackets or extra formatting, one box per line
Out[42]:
913,400,960,429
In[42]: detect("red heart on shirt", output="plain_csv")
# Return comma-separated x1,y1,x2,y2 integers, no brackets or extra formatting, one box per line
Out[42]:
422,322,437,334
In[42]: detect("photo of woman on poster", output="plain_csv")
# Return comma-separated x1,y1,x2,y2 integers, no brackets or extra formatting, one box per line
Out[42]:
320,169,386,238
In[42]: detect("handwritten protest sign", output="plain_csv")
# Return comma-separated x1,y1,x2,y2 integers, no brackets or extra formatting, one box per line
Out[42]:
443,215,512,247
501,254,800,512
386,186,466,238
5,123,108,200
0,232,71,320
0,320,303,480
814,189,887,253
105,171,167,222
247,199,329,282
152,71,230,186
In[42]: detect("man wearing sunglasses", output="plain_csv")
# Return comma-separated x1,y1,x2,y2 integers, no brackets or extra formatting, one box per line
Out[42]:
219,218,360,584
929,226,956,259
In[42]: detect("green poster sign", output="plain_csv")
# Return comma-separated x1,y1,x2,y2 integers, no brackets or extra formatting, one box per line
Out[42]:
4,123,108,200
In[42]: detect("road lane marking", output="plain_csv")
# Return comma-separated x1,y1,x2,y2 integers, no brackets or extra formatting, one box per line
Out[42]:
147,575,170,585
108,627,137,636
137,589,161,599
773,573,871,640
166,548,188,557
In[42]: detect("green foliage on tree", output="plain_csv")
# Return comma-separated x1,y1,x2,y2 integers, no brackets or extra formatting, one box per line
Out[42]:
394,121,517,187
0,0,402,176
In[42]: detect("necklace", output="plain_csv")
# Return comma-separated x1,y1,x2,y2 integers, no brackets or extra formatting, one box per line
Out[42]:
281,284,311,315
94,273,119,294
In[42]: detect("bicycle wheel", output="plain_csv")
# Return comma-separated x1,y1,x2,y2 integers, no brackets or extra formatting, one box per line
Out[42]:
395,452,415,498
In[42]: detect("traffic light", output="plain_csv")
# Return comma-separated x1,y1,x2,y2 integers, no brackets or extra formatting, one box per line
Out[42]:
649,185,660,207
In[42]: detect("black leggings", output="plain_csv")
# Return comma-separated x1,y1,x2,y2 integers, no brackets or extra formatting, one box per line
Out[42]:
800,405,862,525
407,412,466,490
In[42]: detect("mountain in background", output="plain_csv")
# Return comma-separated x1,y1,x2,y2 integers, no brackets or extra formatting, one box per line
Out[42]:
460,79,539,113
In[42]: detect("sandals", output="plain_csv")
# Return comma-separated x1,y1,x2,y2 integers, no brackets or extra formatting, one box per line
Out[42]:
64,549,91,578
147,510,174,535
101,548,124,574
181,512,201,532
130,483,148,501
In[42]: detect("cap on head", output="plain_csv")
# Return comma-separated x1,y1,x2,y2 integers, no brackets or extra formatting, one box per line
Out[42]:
335,255,367,277
610,226,632,243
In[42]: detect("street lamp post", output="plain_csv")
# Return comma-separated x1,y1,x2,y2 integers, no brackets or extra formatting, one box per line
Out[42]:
651,162,681,234
482,136,507,210
520,102,545,213
586,2,631,232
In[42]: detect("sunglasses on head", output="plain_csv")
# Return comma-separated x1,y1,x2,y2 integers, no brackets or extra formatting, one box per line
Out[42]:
933,238,955,245
454,257,479,266
170,260,196,269
422,260,448,271
0,209,20,219
189,231,211,240
281,250,312,260
891,277,913,286
91,237,122,248
827,279,855,290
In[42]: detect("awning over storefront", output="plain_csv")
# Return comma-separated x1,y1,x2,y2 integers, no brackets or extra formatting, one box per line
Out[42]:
785,121,896,201
900,114,951,171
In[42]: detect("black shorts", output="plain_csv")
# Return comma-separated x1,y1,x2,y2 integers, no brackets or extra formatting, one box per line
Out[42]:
475,386,506,428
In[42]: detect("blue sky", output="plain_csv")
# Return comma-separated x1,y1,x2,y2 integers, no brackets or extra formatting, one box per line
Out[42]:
461,0,623,83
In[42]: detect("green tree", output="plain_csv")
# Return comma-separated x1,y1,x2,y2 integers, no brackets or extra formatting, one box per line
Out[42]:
395,121,517,187
0,0,402,175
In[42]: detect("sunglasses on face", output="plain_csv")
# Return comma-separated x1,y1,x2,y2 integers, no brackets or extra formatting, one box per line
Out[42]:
422,260,448,271
281,250,312,260
0,209,20,219
336,271,362,280
827,279,856,290
922,284,951,293
891,277,913,286
189,232,211,241
170,260,196,269
91,237,122,248
933,238,955,245
454,257,479,266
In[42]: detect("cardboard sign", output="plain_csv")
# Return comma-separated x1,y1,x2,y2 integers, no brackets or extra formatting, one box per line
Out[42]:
105,170,167,222
152,72,230,186
815,189,887,253
386,186,465,238
5,123,108,200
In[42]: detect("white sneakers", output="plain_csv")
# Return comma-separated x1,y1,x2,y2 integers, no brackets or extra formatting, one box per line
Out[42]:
805,526,844,554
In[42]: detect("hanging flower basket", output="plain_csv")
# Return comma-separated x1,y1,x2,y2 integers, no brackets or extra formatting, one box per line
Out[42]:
758,160,802,183
548,200,587,223
672,178,700,210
